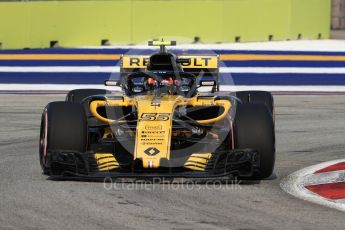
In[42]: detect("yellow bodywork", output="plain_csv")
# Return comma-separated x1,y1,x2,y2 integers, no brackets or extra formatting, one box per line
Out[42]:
90,95,231,169
94,153,120,171
121,55,218,69
184,153,212,171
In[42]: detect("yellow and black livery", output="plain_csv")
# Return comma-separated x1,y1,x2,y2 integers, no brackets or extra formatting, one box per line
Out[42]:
39,41,275,180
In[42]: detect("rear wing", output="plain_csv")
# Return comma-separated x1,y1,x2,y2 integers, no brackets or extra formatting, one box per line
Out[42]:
120,54,220,90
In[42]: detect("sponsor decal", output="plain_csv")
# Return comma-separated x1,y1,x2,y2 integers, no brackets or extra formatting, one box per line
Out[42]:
139,113,170,121
129,57,149,67
144,124,163,130
200,80,216,86
150,101,161,107
144,147,160,156
148,161,154,168
122,55,217,68
180,57,212,67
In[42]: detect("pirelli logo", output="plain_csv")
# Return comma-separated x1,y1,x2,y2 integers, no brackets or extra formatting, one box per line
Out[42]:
121,55,218,69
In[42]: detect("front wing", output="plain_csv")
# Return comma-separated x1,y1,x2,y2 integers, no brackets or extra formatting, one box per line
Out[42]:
45,149,260,180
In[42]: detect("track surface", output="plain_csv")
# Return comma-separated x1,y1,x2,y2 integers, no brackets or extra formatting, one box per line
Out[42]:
1,94,345,230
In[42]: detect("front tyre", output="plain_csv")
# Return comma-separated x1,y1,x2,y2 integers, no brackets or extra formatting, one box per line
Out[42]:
39,102,87,174
233,103,275,179
232,91,274,117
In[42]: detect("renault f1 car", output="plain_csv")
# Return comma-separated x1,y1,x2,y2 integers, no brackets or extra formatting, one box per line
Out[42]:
39,41,275,180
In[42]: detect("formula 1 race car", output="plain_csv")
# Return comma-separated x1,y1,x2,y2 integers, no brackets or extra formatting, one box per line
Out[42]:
39,41,275,180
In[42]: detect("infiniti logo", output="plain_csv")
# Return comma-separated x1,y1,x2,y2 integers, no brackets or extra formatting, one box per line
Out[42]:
145,125,162,130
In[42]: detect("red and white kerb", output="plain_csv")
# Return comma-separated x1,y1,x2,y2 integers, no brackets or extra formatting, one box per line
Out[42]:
281,159,345,212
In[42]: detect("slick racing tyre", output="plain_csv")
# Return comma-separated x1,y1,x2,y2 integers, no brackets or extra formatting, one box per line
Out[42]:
39,102,87,174
233,103,275,179
65,89,111,104
232,91,274,117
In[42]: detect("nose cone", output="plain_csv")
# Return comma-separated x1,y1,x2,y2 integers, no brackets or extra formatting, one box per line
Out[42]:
134,96,180,168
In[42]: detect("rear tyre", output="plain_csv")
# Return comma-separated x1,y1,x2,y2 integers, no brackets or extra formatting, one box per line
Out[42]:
233,103,275,179
232,91,274,116
65,89,110,103
39,102,87,174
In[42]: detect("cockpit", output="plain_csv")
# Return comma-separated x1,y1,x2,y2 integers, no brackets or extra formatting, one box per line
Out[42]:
123,71,197,97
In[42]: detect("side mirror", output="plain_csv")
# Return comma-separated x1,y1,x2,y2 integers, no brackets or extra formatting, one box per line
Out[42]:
104,80,121,87
199,80,216,87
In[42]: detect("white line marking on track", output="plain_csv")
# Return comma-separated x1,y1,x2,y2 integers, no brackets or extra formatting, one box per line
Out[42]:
280,159,345,212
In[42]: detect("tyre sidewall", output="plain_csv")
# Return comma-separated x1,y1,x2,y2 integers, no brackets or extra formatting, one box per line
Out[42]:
39,102,87,172
234,103,275,179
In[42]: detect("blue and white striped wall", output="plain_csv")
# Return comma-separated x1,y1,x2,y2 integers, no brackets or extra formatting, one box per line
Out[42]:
1,41,345,93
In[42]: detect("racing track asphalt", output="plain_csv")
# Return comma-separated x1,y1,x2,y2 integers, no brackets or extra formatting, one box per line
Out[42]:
0,94,345,230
